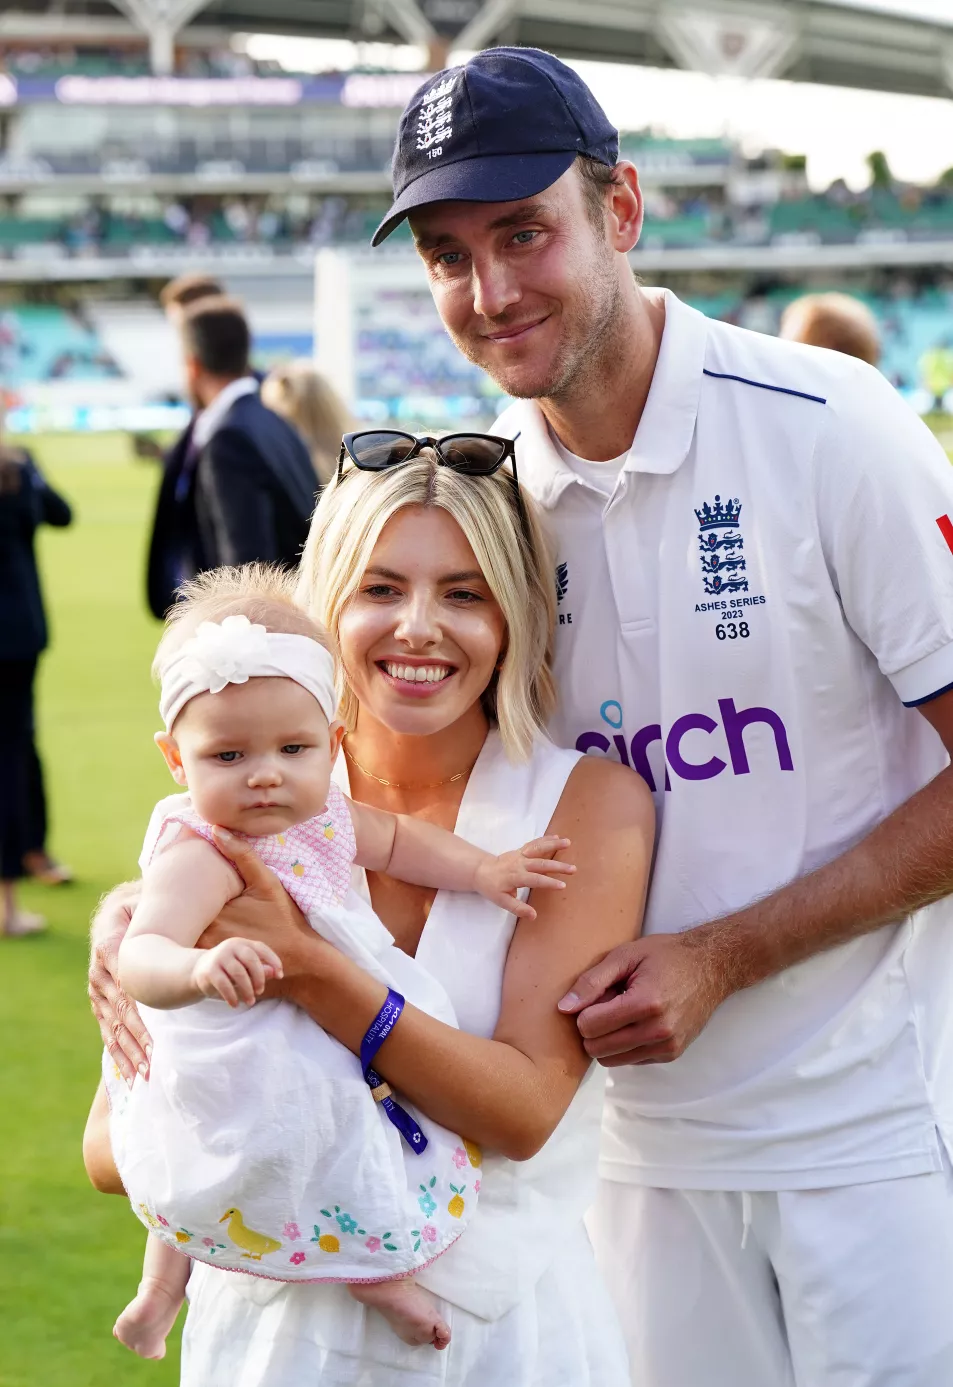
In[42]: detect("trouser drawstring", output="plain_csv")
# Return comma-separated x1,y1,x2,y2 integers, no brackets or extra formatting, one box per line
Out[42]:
740,1191,753,1250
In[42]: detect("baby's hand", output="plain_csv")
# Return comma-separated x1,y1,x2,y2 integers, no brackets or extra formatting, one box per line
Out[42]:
192,937,284,1008
473,837,575,920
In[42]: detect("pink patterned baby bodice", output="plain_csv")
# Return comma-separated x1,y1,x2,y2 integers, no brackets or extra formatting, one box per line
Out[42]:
144,781,356,920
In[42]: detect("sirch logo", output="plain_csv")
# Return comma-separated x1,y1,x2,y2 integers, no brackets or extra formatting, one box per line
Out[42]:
576,697,793,792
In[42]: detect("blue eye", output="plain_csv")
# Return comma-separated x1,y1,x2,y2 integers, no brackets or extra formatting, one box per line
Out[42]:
216,751,241,763
282,744,305,755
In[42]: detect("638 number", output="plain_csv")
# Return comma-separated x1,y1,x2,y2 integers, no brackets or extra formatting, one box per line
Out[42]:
715,621,750,641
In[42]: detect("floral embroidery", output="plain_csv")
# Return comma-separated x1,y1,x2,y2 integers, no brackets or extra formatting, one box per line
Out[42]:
290,1251,306,1265
156,1215,169,1227
474,1179,481,1194
365,1236,382,1253
421,1224,438,1243
336,1211,359,1236
418,1176,437,1217
452,1147,467,1169
282,1221,302,1241
201,1236,228,1255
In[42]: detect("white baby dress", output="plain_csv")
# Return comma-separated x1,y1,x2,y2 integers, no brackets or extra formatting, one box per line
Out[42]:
103,782,481,1284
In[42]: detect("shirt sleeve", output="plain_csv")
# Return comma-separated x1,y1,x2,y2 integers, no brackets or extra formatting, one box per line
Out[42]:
814,359,953,706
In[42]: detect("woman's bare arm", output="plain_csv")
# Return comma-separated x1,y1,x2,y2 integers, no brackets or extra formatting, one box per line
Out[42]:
211,758,653,1160
83,1081,125,1195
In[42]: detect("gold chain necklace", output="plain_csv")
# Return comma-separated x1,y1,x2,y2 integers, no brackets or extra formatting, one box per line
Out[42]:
344,744,475,791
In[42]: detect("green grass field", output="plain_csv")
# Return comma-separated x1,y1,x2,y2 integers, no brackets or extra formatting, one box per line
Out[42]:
0,434,179,1387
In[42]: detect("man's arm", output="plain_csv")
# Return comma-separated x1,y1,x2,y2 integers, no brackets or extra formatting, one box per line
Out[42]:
199,429,278,565
562,687,953,1065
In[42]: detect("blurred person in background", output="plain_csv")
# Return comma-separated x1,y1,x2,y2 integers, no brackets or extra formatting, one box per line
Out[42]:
146,273,226,618
179,296,317,571
0,408,72,934
260,359,351,487
918,340,953,414
780,292,881,366
158,272,225,327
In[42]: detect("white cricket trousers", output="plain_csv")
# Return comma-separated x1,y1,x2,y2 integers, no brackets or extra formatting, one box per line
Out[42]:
589,1161,953,1387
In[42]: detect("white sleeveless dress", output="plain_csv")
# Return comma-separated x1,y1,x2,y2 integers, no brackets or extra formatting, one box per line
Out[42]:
180,732,630,1387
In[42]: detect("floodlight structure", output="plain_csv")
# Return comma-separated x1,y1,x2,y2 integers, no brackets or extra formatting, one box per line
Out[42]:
108,0,213,74
4,0,953,96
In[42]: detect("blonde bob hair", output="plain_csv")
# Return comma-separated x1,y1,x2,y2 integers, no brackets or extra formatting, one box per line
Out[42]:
297,451,557,761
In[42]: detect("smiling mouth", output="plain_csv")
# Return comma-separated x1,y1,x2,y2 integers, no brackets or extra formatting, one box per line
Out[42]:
484,316,549,344
378,661,455,687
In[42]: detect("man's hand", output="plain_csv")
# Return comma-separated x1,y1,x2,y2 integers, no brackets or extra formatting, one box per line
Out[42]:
473,836,575,920
88,882,152,1085
557,931,733,1065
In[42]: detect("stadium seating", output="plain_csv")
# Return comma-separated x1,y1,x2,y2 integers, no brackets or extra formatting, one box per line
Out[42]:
0,305,122,383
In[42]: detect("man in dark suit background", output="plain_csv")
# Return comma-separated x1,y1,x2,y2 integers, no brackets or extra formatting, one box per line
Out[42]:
176,297,317,577
146,273,225,619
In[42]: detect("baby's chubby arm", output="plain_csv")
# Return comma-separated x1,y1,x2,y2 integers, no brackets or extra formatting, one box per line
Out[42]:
118,834,283,1009
347,800,575,921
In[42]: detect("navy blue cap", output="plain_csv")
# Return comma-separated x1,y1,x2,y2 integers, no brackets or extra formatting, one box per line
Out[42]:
372,47,619,246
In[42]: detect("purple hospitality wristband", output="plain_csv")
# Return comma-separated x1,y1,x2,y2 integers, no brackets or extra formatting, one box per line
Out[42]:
360,989,428,1155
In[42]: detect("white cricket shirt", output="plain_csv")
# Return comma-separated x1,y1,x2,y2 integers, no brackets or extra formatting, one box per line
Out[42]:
495,290,953,1190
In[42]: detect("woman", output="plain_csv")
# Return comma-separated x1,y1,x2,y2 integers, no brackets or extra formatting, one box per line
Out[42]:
261,360,350,487
0,421,73,935
84,434,653,1384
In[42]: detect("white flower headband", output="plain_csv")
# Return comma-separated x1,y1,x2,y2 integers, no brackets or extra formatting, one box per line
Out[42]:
159,614,337,731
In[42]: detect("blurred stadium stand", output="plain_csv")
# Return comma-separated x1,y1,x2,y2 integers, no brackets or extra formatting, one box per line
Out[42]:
5,1,953,429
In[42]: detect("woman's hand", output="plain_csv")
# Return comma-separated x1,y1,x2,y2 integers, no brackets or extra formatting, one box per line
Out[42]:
88,881,152,1085
199,829,319,980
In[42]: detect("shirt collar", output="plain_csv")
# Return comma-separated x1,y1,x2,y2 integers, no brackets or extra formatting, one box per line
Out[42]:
497,290,709,510
192,375,258,451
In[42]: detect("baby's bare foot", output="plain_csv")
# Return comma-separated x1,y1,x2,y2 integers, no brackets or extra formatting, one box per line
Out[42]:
113,1279,184,1360
350,1277,451,1350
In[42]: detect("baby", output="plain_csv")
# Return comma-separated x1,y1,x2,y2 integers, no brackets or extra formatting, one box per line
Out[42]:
106,567,573,1362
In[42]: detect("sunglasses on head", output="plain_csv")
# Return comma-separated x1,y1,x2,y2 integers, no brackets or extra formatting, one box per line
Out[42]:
337,429,526,529
339,429,517,477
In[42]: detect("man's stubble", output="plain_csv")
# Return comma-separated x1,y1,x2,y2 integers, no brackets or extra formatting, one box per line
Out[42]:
449,240,629,408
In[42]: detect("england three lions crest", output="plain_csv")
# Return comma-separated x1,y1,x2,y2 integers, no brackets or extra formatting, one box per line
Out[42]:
415,73,457,153
695,494,748,595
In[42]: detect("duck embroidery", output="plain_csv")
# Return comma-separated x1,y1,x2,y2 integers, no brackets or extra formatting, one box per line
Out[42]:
219,1208,282,1261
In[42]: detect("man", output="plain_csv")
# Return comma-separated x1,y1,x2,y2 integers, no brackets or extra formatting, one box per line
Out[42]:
146,274,226,618
174,296,316,574
158,272,225,325
780,290,881,365
367,47,953,1385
